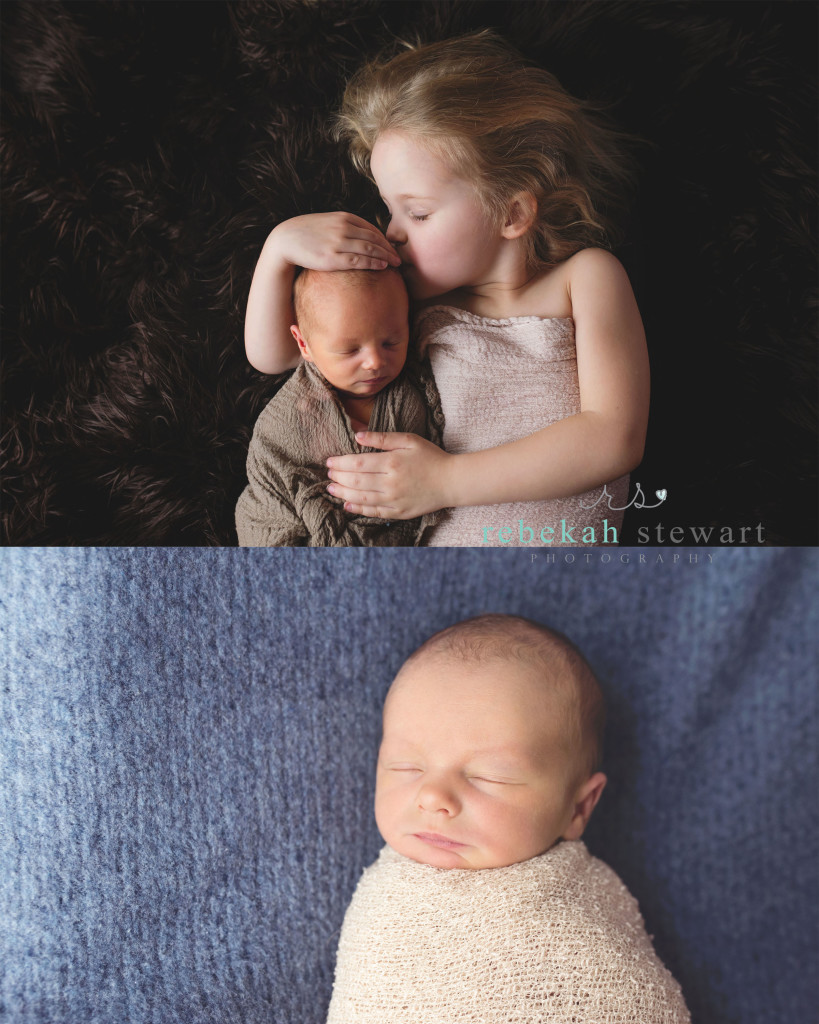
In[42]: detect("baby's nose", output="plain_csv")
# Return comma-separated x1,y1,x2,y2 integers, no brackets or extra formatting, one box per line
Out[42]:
417,780,460,816
361,347,385,369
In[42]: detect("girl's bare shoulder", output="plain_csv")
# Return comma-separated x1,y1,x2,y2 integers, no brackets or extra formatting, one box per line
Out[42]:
525,248,633,321
564,248,633,301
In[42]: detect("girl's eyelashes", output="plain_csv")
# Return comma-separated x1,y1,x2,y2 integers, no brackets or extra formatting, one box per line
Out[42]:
376,196,428,223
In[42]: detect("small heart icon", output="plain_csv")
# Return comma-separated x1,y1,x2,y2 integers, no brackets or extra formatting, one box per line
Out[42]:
655,489,668,501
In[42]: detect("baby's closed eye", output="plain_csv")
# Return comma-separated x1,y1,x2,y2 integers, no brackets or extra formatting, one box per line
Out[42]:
468,775,526,786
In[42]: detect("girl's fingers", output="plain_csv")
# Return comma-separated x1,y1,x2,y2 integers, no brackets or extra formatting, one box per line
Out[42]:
330,238,398,268
315,248,396,271
343,502,391,519
327,476,385,500
343,221,400,255
326,453,386,474
353,431,417,450
285,212,399,268
328,481,392,512
327,435,416,468
344,214,393,243
343,253,394,270
327,473,388,498
343,234,400,266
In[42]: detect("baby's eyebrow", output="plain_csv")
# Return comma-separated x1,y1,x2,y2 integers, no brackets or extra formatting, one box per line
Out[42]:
379,735,419,752
382,736,531,757
467,747,538,770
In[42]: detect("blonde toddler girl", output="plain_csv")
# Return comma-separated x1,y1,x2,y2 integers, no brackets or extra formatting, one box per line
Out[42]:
244,31,649,547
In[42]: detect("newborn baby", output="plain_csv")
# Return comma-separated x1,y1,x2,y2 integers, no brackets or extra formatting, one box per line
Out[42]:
326,614,690,1023
235,267,442,546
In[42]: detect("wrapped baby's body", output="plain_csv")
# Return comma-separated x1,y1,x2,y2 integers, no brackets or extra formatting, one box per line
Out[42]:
327,613,691,1023
327,840,689,1024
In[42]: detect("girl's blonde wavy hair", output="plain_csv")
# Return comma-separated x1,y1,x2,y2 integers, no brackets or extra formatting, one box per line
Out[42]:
335,31,637,271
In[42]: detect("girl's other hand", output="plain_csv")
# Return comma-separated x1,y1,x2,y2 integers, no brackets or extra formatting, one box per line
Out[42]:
326,433,452,519
269,213,401,272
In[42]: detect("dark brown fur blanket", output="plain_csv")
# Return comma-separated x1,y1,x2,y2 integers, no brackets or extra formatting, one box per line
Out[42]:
2,1,815,544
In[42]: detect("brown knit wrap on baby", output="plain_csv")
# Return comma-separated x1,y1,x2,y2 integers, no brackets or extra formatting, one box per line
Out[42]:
235,359,443,546
326,842,690,1024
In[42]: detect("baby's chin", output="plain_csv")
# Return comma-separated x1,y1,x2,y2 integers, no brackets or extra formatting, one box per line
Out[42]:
334,373,400,398
388,833,497,870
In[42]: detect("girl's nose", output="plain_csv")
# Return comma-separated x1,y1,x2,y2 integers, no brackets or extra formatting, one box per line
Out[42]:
417,779,461,816
385,218,406,246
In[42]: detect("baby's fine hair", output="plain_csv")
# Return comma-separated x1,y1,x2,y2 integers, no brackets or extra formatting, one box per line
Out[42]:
293,266,407,335
400,613,606,775
335,30,636,271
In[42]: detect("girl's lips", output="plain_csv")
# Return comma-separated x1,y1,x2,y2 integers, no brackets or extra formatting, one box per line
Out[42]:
413,832,466,850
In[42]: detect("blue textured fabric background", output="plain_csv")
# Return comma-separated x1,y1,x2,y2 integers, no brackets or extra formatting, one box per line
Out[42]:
1,548,817,1024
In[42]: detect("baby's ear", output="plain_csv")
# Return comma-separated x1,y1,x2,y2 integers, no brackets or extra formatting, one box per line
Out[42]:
501,191,538,239
290,324,313,362
562,772,607,841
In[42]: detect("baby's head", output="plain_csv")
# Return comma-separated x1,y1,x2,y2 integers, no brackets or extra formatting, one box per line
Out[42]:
290,267,409,399
336,31,632,273
375,614,607,869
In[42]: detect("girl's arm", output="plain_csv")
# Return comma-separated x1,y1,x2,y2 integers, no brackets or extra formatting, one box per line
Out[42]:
326,248,649,517
244,214,401,374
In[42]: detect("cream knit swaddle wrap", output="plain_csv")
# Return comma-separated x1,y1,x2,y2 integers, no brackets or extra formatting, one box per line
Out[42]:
417,305,630,547
326,842,690,1024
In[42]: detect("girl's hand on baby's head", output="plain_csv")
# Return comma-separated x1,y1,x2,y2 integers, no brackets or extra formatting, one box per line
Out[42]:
326,433,452,519
269,213,401,271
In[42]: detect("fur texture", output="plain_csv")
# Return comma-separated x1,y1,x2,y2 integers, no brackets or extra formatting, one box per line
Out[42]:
2,1,815,543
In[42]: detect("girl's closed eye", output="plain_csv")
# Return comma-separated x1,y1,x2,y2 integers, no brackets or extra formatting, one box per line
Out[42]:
408,213,429,222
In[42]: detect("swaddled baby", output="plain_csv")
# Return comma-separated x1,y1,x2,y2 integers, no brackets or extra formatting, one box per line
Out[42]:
236,267,442,546
327,614,690,1023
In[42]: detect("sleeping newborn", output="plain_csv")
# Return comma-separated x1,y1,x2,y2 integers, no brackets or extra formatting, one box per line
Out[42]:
235,267,442,546
326,614,690,1023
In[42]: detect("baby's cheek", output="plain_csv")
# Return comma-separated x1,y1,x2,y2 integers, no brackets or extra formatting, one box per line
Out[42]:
374,785,402,844
490,802,551,856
